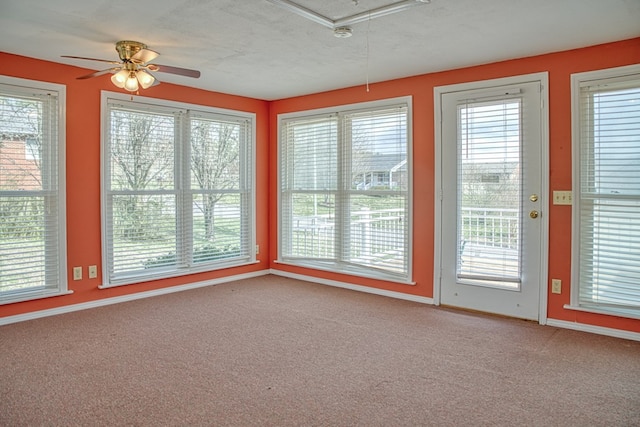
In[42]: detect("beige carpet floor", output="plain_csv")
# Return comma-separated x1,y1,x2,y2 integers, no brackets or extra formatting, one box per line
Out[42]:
1,275,639,426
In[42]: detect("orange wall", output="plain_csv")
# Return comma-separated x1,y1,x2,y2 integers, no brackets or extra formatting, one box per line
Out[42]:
0,52,271,318
269,38,640,333
1,38,640,334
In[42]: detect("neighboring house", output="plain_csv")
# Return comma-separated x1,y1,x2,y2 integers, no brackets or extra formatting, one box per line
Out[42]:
0,136,40,191
354,153,406,190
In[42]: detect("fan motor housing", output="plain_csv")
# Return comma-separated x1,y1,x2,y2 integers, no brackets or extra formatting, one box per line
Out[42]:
115,40,147,61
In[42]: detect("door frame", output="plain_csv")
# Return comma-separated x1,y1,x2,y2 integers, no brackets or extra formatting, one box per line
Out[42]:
433,73,550,324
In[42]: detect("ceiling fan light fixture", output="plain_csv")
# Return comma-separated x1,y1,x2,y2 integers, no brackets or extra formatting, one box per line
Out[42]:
110,69,129,88
65,40,201,91
136,70,155,89
123,72,139,92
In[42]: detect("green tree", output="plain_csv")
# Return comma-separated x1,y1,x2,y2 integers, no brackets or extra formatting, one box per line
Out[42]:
110,110,174,240
0,96,45,238
190,120,240,241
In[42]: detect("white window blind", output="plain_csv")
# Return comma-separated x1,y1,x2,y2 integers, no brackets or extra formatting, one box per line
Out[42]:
573,68,640,318
279,100,411,282
189,111,252,265
103,95,254,287
0,78,66,304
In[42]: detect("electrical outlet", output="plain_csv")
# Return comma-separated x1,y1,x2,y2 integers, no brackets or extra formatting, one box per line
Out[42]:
73,266,82,281
551,279,562,294
553,191,572,205
88,265,98,279
255,244,260,255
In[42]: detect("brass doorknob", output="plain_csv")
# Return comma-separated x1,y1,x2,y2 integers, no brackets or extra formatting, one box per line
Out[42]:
530,210,539,219
530,194,539,202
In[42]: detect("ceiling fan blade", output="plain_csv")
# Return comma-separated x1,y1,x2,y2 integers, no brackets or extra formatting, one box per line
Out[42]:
150,74,161,87
131,48,159,64
77,67,121,79
147,64,201,78
61,55,121,65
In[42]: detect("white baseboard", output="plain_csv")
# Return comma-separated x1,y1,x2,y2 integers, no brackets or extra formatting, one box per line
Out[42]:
547,318,640,342
270,269,434,305
270,270,640,341
0,270,269,326
4,269,638,343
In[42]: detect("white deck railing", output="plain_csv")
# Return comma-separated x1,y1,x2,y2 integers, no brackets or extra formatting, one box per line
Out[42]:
291,208,405,261
290,207,519,275
459,207,519,250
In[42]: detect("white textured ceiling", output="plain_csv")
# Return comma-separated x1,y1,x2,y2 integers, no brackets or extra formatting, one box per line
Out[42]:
0,0,639,100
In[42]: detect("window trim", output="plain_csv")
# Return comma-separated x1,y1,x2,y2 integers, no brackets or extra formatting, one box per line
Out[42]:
277,96,413,284
569,63,640,320
100,91,256,288
0,75,69,305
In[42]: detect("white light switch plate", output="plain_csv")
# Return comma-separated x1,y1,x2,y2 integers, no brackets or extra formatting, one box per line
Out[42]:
553,191,572,205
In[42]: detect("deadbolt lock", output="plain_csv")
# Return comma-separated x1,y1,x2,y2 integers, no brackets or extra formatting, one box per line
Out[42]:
530,194,539,202
529,210,539,219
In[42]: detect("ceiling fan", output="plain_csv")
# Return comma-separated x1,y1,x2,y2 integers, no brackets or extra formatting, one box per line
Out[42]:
62,40,201,92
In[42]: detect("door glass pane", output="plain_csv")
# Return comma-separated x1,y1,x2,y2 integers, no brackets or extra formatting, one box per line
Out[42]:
457,99,522,289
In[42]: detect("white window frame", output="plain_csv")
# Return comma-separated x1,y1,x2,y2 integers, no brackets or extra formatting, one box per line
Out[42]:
277,96,413,284
569,64,640,319
100,91,256,288
0,76,68,304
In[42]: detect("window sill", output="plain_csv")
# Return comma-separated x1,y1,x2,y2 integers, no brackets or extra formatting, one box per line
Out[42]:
563,304,640,321
274,259,415,286
0,289,74,306
100,259,260,289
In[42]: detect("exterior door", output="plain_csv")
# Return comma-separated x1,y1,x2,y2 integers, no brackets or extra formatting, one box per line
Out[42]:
436,76,547,321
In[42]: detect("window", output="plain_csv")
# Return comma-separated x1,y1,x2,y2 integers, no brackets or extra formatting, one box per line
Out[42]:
102,93,255,287
571,65,640,318
278,98,412,283
0,77,67,304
